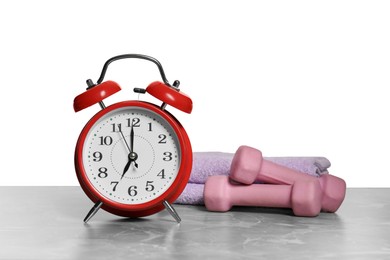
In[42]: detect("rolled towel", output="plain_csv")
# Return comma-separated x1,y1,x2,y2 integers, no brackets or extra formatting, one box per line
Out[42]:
190,152,330,184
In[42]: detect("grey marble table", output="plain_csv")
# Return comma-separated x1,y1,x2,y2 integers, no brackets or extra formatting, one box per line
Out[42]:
0,187,389,259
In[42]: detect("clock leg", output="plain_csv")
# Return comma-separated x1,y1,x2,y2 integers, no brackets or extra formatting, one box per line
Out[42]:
83,201,103,223
163,200,181,223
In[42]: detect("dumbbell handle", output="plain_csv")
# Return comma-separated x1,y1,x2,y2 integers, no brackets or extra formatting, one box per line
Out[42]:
229,182,293,208
257,159,311,185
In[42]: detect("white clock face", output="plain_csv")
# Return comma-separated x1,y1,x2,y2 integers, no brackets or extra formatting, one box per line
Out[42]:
82,106,181,205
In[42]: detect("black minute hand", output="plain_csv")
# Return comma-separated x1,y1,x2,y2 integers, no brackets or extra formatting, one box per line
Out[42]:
129,120,138,168
130,122,134,153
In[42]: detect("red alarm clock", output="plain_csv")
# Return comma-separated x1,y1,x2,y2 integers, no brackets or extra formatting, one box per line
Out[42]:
73,54,193,223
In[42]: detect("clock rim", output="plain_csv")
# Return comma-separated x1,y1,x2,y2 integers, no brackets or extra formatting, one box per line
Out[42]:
74,100,192,217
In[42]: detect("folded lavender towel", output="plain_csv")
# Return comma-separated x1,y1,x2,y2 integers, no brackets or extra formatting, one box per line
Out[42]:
175,183,205,205
189,152,330,184
175,152,331,205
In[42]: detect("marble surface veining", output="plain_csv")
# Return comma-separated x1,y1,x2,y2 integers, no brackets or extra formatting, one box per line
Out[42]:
0,187,389,259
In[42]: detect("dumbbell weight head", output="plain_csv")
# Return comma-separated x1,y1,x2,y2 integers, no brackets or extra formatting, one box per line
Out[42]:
204,176,233,212
230,145,264,184
290,179,323,217
317,174,346,212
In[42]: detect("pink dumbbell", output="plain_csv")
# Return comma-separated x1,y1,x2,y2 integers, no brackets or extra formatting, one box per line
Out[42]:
230,145,346,213
204,176,322,217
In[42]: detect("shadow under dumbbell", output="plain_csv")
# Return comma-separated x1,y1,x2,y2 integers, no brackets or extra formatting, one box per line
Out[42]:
191,204,294,216
230,206,295,216
182,204,296,217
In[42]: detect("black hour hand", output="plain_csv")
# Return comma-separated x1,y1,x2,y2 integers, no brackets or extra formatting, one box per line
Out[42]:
121,159,131,180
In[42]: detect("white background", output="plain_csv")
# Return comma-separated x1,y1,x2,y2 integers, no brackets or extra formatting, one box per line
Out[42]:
0,1,389,187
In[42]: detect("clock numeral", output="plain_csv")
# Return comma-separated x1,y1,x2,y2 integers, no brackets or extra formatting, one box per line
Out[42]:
145,181,154,192
157,169,165,179
163,152,173,161
158,134,167,144
92,151,102,162
127,117,140,127
148,122,152,132
111,123,122,133
98,167,108,178
128,185,138,197
99,136,113,146
110,181,119,191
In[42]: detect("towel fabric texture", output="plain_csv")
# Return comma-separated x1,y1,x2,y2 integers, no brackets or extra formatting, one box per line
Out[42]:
175,152,331,205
